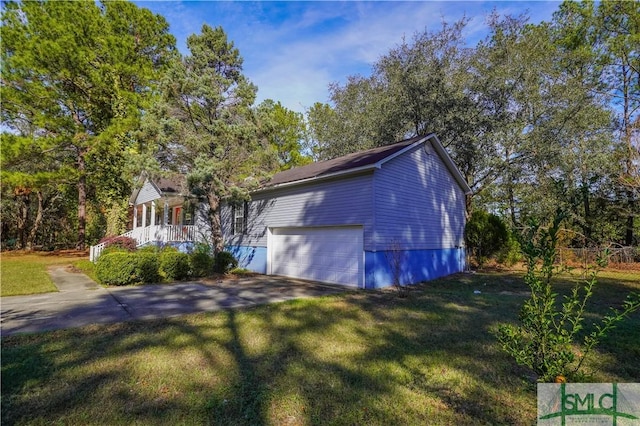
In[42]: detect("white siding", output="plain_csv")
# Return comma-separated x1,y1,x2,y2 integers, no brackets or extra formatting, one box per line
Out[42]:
134,181,162,205
372,142,466,251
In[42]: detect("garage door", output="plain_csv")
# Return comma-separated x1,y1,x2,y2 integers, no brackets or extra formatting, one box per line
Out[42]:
269,226,363,287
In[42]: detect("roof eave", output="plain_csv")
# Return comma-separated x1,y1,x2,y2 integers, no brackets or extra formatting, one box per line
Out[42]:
252,133,472,196
252,163,379,194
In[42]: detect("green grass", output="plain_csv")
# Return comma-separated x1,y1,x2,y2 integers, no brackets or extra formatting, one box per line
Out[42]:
2,269,638,425
0,252,88,296
72,259,98,283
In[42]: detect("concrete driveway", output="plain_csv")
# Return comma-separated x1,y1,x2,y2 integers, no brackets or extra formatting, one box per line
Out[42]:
0,267,350,336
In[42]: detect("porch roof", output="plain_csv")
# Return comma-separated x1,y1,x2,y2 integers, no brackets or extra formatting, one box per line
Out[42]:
129,174,187,205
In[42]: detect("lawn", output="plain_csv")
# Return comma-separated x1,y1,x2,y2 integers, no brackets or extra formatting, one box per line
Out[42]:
2,268,638,425
0,252,89,296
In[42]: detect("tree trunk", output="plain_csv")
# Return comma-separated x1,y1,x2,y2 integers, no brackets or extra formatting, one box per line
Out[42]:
15,192,29,250
581,181,592,243
26,190,44,250
206,192,224,254
625,190,635,246
621,62,635,245
508,183,517,227
76,148,87,251
465,193,473,219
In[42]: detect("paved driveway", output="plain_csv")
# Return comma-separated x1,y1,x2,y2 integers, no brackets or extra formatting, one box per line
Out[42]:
0,267,350,336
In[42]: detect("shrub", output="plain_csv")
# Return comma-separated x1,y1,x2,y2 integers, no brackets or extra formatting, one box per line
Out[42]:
190,252,213,277
137,244,160,254
495,212,640,382
100,235,137,252
190,243,214,278
95,252,159,286
465,210,509,267
214,251,238,274
496,232,522,266
100,245,130,256
160,251,190,281
136,252,160,284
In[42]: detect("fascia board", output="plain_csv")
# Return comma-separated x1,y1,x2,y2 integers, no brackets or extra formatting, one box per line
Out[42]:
251,164,378,194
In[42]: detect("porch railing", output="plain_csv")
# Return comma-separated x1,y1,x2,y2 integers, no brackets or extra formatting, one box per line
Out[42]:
89,225,200,262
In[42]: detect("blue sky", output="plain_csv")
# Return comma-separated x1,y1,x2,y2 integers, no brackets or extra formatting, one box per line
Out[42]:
135,1,561,113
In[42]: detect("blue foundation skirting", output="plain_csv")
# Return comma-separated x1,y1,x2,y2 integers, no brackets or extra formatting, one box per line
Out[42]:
364,248,466,289
225,245,267,274
224,245,465,289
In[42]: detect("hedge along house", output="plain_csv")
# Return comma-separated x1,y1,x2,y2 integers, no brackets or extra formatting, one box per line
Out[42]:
89,175,211,261
223,133,472,289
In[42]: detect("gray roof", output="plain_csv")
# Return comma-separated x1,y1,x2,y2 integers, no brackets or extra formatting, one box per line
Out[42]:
261,134,472,194
266,135,425,187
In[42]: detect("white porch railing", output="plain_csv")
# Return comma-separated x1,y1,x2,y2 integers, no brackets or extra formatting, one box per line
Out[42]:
89,225,200,262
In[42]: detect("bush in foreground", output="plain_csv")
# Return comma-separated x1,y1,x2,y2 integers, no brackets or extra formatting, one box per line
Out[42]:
496,212,640,382
99,236,137,252
159,251,190,281
95,252,159,286
214,251,238,274
189,243,214,278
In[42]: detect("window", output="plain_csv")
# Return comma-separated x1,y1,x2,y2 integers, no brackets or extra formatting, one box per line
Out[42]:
232,202,248,235
184,205,195,225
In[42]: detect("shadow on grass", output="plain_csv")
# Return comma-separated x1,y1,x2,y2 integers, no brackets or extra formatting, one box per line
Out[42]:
2,271,638,425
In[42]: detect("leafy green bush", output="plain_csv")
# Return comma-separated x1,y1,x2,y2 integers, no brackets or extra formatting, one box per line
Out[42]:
496,232,522,266
160,251,190,281
137,244,160,253
495,212,640,382
136,253,160,283
95,252,159,286
100,235,137,251
214,251,238,274
465,210,509,267
190,252,213,277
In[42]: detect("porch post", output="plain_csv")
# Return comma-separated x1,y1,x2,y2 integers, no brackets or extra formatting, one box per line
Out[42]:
150,201,156,226
164,199,169,226
133,204,138,228
142,203,147,228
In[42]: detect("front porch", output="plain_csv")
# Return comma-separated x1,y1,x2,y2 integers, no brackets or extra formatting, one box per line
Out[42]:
90,175,209,261
89,224,201,261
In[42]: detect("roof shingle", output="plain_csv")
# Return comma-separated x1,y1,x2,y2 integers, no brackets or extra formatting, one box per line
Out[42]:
266,135,424,187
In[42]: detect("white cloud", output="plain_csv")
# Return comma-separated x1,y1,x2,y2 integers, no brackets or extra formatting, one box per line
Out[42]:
136,1,558,114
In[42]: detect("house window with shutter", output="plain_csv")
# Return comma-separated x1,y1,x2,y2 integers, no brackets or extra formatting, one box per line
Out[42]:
232,202,248,235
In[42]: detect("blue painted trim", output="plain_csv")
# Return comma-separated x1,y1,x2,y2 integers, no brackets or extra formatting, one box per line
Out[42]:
365,248,466,289
225,245,267,274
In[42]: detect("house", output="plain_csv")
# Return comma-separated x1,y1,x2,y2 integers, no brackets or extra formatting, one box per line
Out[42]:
90,133,471,289
223,133,471,289
89,175,211,261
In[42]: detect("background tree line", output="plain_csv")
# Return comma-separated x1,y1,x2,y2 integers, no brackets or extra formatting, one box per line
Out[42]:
1,0,638,252
308,0,639,248
1,0,309,252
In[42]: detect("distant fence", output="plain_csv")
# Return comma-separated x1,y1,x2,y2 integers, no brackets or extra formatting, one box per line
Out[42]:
558,247,640,265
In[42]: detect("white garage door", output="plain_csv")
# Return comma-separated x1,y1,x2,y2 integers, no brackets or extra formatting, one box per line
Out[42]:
269,226,363,287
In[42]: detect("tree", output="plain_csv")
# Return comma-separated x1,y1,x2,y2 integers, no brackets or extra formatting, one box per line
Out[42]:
464,210,508,267
536,0,639,246
1,0,175,249
306,20,488,212
307,20,478,161
158,25,272,253
595,0,640,245
255,100,311,170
